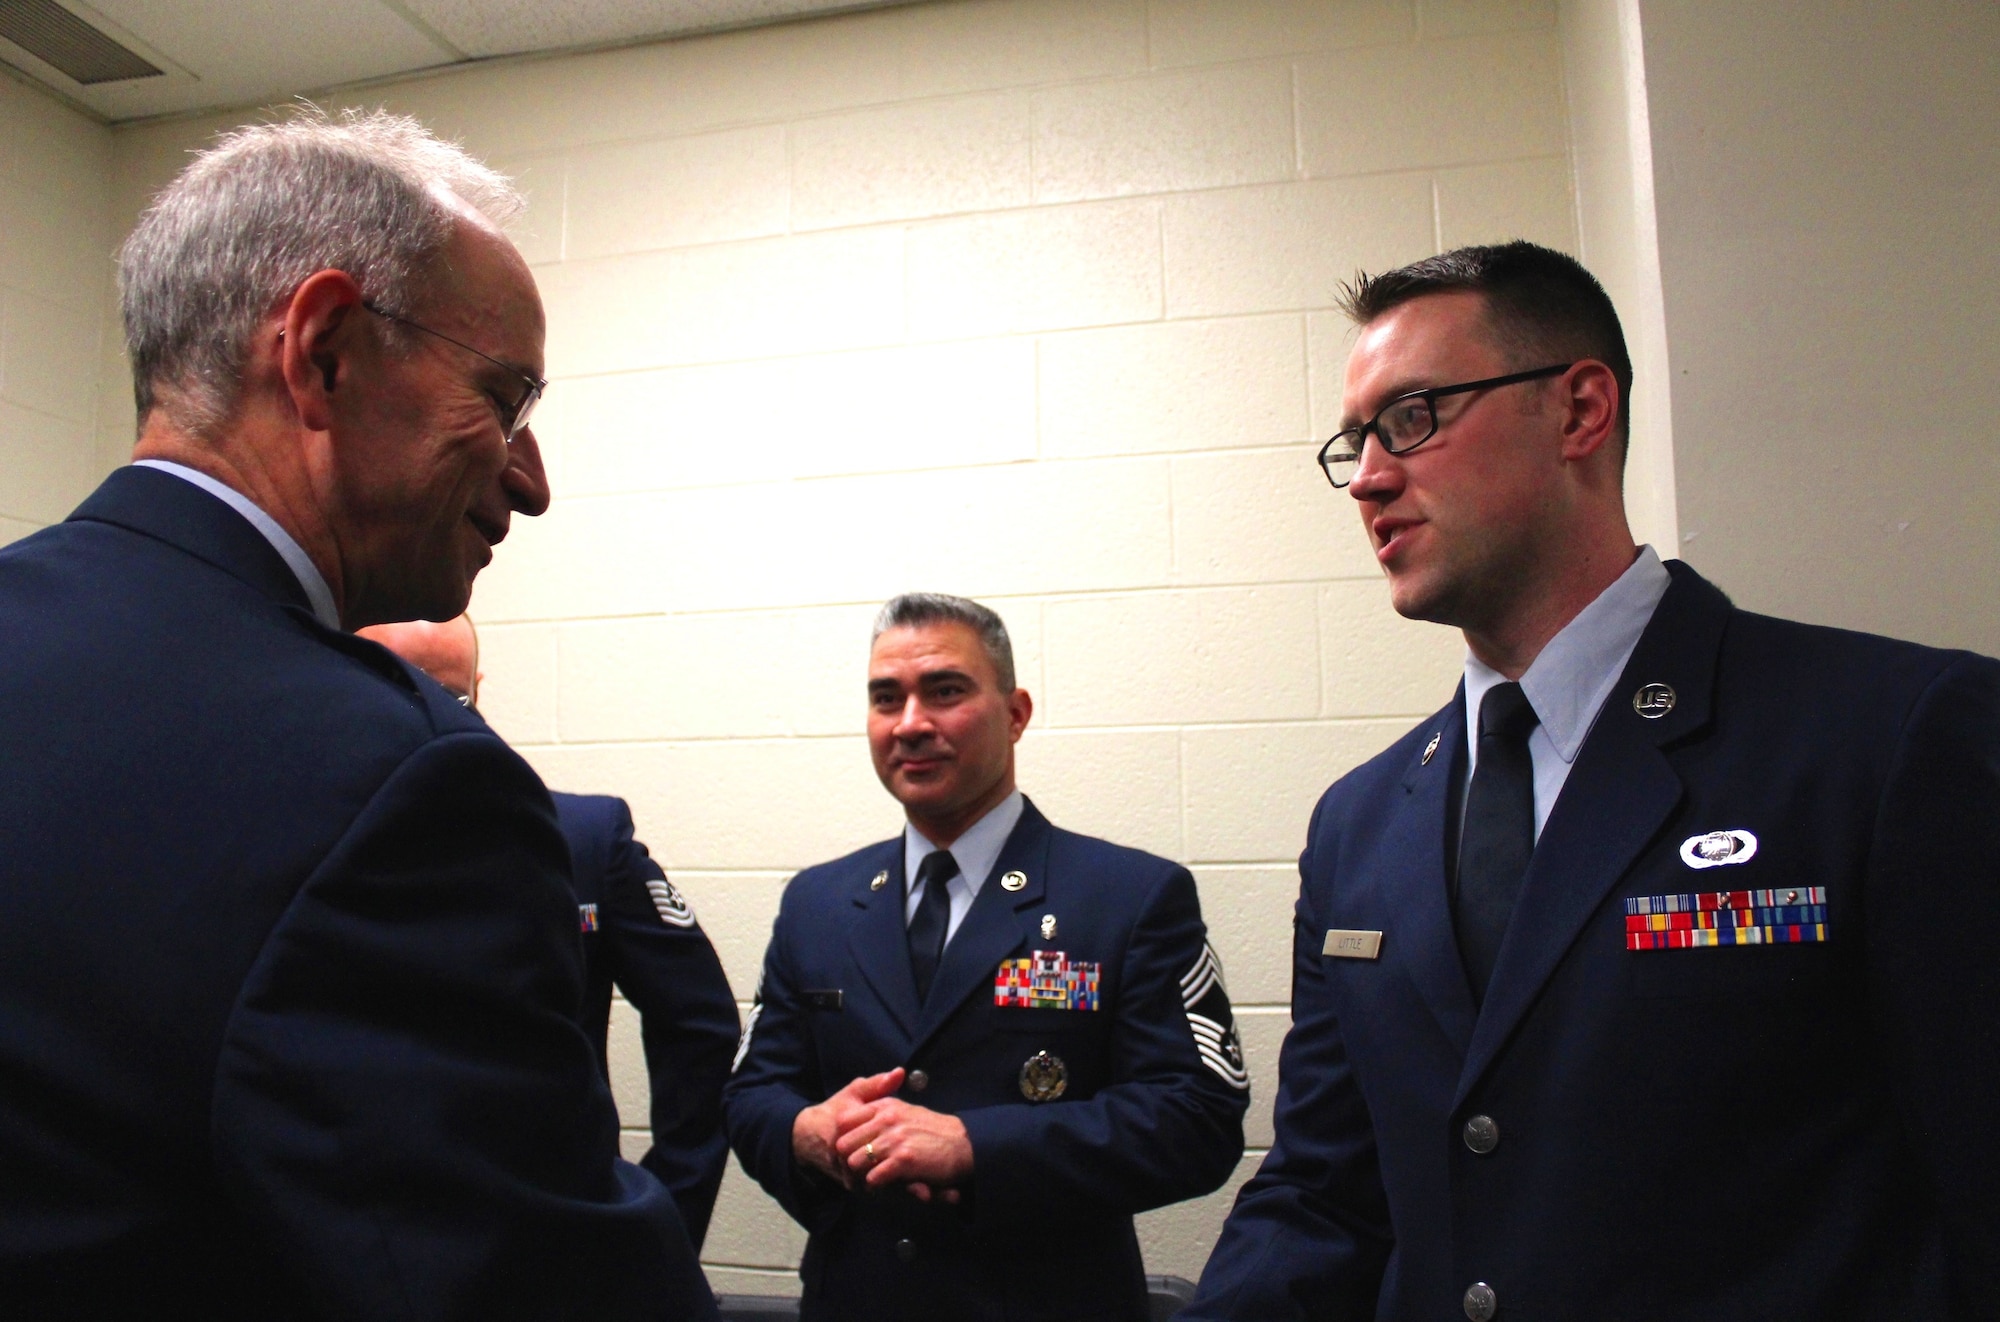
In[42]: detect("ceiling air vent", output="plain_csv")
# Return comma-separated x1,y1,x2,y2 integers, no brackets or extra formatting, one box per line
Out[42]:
0,0,160,83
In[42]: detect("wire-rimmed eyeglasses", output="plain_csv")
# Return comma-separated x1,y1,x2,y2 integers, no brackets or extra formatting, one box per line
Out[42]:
1316,363,1574,489
362,301,546,444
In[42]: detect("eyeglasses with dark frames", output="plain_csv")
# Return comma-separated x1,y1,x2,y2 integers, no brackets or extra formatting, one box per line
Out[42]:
362,301,546,444
1316,363,1574,489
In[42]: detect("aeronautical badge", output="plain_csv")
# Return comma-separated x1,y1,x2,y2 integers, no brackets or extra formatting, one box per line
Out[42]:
1019,1050,1067,1103
1181,941,1250,1091
577,903,600,933
994,951,1101,1010
1624,886,1827,950
1679,828,1758,869
645,875,696,928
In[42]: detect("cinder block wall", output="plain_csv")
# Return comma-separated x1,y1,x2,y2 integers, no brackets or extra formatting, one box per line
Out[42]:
101,0,1577,1293
0,70,114,547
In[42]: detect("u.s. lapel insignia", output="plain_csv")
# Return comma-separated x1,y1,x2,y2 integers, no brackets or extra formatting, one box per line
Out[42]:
1625,885,1826,949
1040,913,1057,940
1632,682,1677,718
1421,731,1441,765
1000,869,1027,892
870,870,888,891
1019,1050,1068,1103
1679,829,1758,869
995,951,1101,1010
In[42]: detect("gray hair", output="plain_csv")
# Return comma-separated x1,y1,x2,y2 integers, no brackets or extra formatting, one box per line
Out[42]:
118,104,523,435
872,593,1016,693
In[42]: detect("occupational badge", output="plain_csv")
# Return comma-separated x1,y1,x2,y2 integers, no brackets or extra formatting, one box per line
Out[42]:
1040,913,1057,940
1679,829,1758,869
995,951,1101,1010
1019,1050,1068,1103
1624,886,1827,950
870,870,888,891
1422,731,1441,765
645,875,696,928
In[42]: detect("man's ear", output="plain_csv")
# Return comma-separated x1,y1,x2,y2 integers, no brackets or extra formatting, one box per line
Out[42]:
279,269,368,433
1008,686,1034,741
1557,360,1621,463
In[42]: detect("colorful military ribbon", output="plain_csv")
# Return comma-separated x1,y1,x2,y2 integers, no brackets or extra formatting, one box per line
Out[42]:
995,950,1101,1010
578,903,600,933
1624,887,1827,950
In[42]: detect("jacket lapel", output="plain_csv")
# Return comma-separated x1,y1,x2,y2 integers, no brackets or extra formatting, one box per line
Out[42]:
846,841,922,1041
909,799,1052,1054
1387,694,1479,1059
1456,562,1729,1102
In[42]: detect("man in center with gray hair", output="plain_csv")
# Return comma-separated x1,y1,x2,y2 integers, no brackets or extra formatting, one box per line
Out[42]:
725,592,1249,1322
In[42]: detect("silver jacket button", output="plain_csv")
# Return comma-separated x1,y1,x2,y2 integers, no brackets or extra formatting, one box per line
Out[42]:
1463,1281,1497,1321
1462,1114,1499,1154
907,1068,930,1093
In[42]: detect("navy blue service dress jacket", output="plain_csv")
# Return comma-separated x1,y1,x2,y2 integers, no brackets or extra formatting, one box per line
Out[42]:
724,798,1248,1322
0,467,716,1321
554,790,740,1250
1187,561,2000,1321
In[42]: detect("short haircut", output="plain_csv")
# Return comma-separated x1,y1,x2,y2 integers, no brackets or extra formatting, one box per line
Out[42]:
1336,241,1633,447
119,105,523,435
872,593,1016,693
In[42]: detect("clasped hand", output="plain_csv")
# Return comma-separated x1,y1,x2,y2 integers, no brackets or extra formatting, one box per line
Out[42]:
791,1068,973,1204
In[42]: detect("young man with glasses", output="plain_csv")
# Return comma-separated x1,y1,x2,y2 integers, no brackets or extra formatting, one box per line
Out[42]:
1185,241,2000,1321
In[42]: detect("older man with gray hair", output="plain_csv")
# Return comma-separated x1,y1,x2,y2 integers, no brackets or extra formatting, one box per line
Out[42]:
0,109,715,1319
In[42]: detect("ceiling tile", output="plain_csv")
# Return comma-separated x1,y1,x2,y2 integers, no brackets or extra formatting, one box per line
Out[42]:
39,0,457,120
398,0,895,60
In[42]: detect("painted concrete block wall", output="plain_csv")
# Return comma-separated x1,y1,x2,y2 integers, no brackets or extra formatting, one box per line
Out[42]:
0,72,115,548
103,0,1577,1293
1639,0,2000,656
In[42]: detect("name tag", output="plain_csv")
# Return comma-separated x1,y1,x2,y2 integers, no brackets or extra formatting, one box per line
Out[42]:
802,989,844,1010
1323,929,1382,960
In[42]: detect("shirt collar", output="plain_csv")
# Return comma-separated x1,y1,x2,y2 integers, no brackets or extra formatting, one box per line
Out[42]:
1463,544,1671,764
904,789,1026,899
134,460,341,631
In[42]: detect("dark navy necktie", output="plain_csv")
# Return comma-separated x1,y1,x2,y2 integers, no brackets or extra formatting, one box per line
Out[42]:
1455,681,1540,1004
908,849,958,1003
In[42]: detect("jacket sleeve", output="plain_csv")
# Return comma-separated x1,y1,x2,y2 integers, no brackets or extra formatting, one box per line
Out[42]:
211,731,717,1322
1867,652,2000,1312
720,880,846,1234
1182,801,1392,1321
957,865,1248,1228
594,801,739,1253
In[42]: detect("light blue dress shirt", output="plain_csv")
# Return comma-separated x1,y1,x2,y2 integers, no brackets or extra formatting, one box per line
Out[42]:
1461,545,1671,840
135,459,341,631
902,788,1026,945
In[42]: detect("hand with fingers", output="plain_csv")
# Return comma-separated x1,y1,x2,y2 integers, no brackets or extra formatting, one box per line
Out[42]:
792,1068,905,1188
834,1096,974,1203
